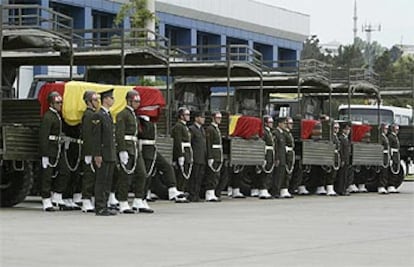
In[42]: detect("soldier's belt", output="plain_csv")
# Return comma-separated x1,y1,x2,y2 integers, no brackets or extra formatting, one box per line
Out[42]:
390,148,399,153
49,135,83,144
139,139,156,145
212,144,222,149
181,142,191,152
285,146,294,152
383,150,389,154
48,135,60,141
265,145,274,151
124,135,138,142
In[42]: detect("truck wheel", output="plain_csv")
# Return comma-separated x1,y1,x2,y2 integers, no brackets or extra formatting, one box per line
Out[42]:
0,161,34,207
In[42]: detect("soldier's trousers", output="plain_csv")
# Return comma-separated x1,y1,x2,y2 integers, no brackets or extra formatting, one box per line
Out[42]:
82,161,95,199
117,153,147,201
335,163,349,195
255,168,271,190
274,162,288,195
144,152,177,193
205,162,222,190
378,166,389,188
94,160,114,211
175,163,191,192
188,163,205,201
40,156,70,199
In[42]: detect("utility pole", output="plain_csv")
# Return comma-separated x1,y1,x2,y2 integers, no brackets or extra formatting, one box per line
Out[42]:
353,0,358,43
362,23,381,72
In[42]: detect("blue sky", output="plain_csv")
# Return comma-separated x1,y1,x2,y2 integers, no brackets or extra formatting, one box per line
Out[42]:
257,0,411,48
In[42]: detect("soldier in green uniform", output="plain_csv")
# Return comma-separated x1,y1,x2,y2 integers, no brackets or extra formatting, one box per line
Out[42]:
171,107,193,192
116,90,153,213
39,91,66,211
283,117,295,197
80,91,99,212
138,114,188,203
92,88,118,216
378,123,390,194
335,123,351,196
387,123,401,193
254,115,274,199
326,122,340,196
188,111,207,202
273,117,292,198
205,111,225,201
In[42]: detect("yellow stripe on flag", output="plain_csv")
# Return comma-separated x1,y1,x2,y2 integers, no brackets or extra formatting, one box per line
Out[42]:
229,115,241,135
62,81,134,125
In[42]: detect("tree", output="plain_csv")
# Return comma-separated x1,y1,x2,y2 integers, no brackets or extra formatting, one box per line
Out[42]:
300,35,326,61
114,0,155,29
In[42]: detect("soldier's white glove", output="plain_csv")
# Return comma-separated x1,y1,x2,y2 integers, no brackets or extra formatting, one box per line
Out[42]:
119,151,129,165
84,155,92,165
178,156,185,167
42,157,49,169
208,159,214,167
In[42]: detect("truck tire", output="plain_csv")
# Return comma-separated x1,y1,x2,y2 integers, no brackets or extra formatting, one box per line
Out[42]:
0,161,34,207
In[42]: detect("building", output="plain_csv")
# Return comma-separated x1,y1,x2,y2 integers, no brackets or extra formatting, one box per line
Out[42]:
4,0,310,96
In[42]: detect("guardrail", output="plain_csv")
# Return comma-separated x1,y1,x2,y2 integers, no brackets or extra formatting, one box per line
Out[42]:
331,67,380,87
2,4,73,41
169,44,263,72
72,27,169,59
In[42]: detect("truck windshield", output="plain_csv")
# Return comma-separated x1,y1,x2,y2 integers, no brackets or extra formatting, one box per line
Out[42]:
338,108,394,124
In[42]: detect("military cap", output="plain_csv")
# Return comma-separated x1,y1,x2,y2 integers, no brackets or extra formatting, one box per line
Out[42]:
193,110,205,118
276,117,286,123
100,88,114,102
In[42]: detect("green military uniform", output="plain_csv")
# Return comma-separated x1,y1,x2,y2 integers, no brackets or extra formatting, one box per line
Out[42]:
115,106,147,202
171,120,192,191
205,123,223,191
335,132,351,195
387,131,401,186
92,107,116,213
255,125,275,191
39,107,68,199
188,122,207,201
273,127,287,196
81,107,96,200
326,131,340,185
379,131,390,188
138,117,178,196
283,129,295,186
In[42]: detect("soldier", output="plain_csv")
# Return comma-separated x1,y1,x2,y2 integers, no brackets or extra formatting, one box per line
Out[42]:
387,123,401,193
273,117,292,198
283,117,295,196
39,91,66,211
326,122,340,196
116,90,153,213
378,123,390,194
80,91,99,212
335,123,351,196
171,107,193,193
91,88,118,216
255,115,274,199
188,111,207,202
138,114,188,203
205,111,226,201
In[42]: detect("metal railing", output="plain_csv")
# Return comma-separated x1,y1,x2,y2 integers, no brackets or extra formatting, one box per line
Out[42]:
2,4,73,41
169,44,263,71
263,59,331,78
330,67,380,87
72,27,169,59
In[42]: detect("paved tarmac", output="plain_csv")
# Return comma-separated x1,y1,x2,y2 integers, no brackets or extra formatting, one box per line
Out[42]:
1,182,413,267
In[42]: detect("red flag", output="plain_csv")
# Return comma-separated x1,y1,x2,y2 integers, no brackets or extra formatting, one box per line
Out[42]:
352,124,372,142
230,116,263,139
133,86,166,122
301,119,319,139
